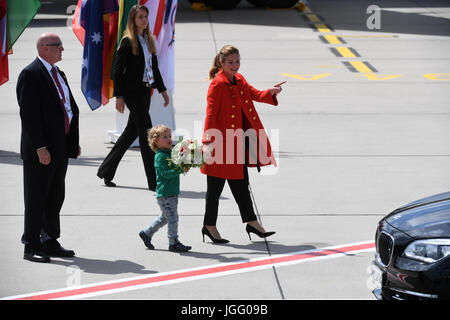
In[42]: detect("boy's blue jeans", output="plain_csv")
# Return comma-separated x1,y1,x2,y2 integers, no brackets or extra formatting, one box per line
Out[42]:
143,195,179,245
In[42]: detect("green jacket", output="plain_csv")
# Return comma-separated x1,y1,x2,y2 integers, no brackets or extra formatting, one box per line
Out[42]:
154,149,182,198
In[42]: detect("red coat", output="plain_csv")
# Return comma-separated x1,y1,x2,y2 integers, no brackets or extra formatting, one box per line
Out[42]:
201,70,278,179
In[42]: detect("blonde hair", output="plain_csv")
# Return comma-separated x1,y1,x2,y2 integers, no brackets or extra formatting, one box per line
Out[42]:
124,4,157,55
148,125,171,152
208,45,239,80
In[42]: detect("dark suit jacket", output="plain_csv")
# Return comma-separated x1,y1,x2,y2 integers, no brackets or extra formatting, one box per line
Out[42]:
113,36,166,97
16,58,80,162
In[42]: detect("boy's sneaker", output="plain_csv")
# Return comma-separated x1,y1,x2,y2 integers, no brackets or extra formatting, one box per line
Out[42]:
139,231,155,250
169,241,191,253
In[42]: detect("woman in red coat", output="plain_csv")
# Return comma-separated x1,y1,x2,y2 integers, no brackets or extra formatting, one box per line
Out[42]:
201,45,285,243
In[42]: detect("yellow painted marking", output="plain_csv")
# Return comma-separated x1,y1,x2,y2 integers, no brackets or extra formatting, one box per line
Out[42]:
423,73,450,80
315,24,331,33
323,35,343,44
348,61,373,73
306,14,321,22
281,73,332,80
335,47,357,58
360,74,402,80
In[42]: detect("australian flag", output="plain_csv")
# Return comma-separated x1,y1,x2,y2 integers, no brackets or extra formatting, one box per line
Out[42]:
80,0,118,110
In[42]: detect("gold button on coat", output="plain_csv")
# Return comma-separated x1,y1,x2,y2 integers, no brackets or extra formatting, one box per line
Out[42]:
231,124,235,128
252,116,256,120
231,114,235,118
232,105,236,108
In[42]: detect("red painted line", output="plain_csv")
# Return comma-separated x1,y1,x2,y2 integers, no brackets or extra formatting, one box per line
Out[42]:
12,241,375,300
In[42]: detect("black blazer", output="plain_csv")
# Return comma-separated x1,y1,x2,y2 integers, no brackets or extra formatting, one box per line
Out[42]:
16,58,80,161
113,36,166,97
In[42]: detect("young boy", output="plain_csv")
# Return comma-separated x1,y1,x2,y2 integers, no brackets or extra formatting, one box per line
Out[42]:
139,125,191,252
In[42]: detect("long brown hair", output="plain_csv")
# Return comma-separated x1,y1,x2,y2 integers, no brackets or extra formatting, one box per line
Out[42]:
124,4,157,55
208,45,239,80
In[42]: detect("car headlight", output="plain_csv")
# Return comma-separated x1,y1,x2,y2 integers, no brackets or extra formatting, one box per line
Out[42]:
403,239,450,263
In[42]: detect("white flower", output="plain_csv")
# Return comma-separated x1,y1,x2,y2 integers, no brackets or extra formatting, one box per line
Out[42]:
170,138,207,172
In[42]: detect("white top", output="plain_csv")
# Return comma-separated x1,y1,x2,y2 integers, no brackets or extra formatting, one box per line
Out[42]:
138,34,154,84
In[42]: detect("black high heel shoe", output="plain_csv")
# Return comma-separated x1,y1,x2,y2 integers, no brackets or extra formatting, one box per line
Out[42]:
104,178,116,187
246,224,275,240
202,226,229,244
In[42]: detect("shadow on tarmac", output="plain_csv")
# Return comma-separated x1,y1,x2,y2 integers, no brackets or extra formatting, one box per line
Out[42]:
28,241,354,276
177,241,334,263
48,256,156,275
0,150,21,165
0,150,108,167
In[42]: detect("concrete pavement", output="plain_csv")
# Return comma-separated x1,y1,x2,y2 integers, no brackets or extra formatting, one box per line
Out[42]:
0,0,449,302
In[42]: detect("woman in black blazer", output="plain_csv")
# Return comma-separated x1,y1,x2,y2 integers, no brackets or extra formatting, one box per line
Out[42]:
97,4,169,191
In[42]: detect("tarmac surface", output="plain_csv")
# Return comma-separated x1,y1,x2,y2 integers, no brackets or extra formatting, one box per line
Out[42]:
0,0,449,302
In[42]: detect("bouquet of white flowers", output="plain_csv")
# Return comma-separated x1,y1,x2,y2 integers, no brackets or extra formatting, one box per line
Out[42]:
168,138,207,173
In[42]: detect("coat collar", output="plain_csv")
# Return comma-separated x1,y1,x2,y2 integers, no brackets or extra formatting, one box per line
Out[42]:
216,69,243,85
34,57,64,104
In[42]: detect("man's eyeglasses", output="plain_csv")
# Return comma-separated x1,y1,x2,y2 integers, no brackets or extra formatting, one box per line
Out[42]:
41,42,63,48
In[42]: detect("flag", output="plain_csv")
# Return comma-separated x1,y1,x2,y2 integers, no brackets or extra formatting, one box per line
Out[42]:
1,0,41,86
79,0,118,110
72,0,85,45
141,0,177,92
117,0,137,42
102,4,119,101
0,0,7,86
6,0,40,50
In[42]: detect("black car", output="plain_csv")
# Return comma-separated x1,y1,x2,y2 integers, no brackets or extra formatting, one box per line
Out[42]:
370,191,450,300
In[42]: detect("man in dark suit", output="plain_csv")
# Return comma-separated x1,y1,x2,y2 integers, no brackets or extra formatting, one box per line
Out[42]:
16,33,80,263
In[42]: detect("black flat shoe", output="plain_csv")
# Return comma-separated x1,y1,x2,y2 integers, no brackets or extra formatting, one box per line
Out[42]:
104,178,116,187
246,224,275,240
201,226,229,244
41,240,75,257
24,252,51,263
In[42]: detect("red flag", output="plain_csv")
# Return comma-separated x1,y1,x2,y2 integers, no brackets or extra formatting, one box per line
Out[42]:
101,7,118,105
72,0,85,45
0,0,8,86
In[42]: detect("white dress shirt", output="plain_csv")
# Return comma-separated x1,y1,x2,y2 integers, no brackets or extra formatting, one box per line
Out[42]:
38,56,73,123
137,34,154,84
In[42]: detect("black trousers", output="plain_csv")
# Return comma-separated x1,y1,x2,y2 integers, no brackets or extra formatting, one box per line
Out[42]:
97,86,156,189
22,158,68,253
204,165,257,226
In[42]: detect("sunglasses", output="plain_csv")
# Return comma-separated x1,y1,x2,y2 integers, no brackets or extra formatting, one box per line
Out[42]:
42,42,63,48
